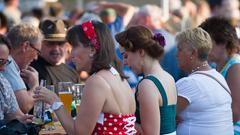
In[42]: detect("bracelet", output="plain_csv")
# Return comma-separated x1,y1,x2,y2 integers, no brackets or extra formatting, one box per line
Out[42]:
50,101,64,111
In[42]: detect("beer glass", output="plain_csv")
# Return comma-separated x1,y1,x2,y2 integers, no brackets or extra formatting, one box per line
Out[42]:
33,80,46,125
44,85,56,130
73,83,84,113
58,82,73,113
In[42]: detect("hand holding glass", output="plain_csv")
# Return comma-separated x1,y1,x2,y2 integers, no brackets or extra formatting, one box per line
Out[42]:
44,85,56,131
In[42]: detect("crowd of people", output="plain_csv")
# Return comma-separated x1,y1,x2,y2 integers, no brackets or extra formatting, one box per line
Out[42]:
0,0,240,135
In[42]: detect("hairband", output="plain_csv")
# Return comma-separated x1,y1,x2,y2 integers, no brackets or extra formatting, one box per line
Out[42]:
82,20,100,51
153,33,166,47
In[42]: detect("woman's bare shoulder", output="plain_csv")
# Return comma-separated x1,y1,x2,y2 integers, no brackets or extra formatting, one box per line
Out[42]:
85,72,111,92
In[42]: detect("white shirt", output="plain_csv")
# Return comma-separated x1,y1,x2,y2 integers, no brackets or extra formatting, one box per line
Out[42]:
176,69,233,135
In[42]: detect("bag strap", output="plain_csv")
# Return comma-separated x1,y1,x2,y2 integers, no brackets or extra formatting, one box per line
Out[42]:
193,72,231,96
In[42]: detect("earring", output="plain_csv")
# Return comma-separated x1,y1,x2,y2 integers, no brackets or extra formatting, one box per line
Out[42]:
190,57,193,60
89,53,93,58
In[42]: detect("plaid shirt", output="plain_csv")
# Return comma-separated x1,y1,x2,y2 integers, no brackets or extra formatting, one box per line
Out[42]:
0,73,18,120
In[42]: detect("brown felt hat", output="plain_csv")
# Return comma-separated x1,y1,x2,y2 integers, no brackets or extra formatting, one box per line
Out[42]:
39,19,66,42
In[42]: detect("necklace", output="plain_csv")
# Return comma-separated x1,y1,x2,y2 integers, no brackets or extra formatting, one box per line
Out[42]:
191,63,208,73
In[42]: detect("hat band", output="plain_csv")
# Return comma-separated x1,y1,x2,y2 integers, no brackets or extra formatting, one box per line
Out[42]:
45,34,66,38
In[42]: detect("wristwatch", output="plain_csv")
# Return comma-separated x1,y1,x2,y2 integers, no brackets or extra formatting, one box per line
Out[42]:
50,101,63,111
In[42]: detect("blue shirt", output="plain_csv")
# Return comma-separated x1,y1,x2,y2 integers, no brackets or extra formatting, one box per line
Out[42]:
1,56,26,92
107,16,124,36
220,54,240,78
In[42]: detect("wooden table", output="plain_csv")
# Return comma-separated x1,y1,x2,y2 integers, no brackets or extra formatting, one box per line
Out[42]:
39,122,67,135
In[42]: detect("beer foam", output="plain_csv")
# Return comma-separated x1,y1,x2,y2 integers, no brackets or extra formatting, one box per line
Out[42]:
59,91,72,94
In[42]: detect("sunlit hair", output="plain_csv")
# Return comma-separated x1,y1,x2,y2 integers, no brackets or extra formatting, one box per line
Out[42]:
7,23,43,49
66,20,126,79
138,4,162,23
176,27,212,61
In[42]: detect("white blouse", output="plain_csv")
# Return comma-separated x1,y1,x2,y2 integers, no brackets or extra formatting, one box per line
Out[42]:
176,69,233,135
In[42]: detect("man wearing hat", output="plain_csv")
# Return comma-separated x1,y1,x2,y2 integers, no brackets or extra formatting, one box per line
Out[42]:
31,19,80,87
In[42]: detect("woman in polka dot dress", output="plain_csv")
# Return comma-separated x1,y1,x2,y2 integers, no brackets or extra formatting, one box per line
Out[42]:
34,20,137,135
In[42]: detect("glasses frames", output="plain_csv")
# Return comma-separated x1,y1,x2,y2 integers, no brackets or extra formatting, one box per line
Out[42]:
0,59,11,66
29,43,41,55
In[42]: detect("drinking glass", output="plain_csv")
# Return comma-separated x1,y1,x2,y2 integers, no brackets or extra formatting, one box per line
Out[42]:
47,85,55,93
58,82,73,113
44,85,56,130
73,83,85,113
33,80,46,125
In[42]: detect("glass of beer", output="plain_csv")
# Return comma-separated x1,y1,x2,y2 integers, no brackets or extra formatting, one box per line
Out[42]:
58,82,73,113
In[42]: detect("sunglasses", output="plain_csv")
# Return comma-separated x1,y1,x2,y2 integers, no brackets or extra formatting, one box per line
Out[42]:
0,59,11,66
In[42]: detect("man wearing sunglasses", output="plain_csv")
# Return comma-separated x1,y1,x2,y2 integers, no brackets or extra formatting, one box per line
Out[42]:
1,23,43,113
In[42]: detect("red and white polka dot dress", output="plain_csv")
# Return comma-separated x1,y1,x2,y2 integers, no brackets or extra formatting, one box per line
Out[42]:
92,113,137,135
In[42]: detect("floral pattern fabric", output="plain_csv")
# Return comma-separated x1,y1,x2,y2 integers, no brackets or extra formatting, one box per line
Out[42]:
0,73,18,120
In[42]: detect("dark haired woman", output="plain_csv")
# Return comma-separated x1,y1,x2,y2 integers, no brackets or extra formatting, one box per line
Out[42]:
34,20,136,135
200,17,240,134
115,26,177,135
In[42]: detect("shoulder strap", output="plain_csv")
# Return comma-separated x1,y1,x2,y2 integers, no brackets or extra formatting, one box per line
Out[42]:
145,75,168,106
220,55,240,77
193,72,231,96
136,77,144,94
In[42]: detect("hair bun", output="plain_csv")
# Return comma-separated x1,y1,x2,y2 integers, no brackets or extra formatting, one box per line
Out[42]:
153,33,166,47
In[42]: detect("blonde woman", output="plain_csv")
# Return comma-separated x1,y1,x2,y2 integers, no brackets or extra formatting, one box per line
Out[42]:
176,27,233,135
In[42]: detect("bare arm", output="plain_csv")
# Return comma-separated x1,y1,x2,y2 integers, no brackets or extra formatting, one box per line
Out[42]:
98,1,135,26
34,74,107,135
176,96,189,125
14,90,34,113
177,96,189,114
17,66,39,113
73,75,107,135
226,64,240,122
137,80,160,135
